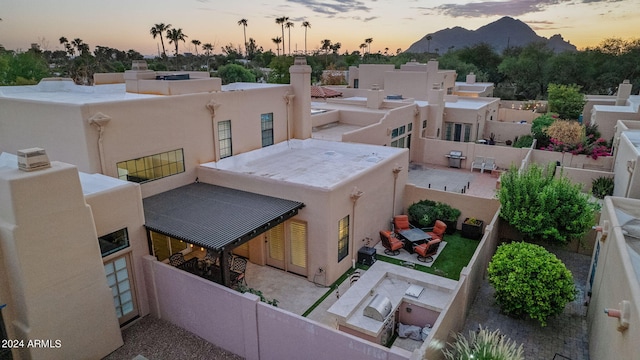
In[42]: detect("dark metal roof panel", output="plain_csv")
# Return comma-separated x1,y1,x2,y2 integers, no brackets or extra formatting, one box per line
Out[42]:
143,183,304,251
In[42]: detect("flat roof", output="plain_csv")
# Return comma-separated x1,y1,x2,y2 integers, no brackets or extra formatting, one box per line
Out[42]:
143,182,304,252
0,82,159,104
0,79,287,105
0,152,129,195
201,139,405,190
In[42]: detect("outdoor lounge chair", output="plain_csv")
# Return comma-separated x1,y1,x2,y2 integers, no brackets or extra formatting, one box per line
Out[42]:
482,157,497,173
413,239,442,263
393,215,413,234
169,252,186,267
380,230,404,256
470,156,484,172
424,220,447,241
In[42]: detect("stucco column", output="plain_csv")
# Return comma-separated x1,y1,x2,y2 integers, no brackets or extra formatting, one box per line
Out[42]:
288,57,312,139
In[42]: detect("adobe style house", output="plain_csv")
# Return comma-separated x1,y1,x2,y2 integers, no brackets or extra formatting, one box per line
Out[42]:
1,53,639,359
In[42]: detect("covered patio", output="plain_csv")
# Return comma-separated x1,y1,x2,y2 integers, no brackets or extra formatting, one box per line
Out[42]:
143,182,305,287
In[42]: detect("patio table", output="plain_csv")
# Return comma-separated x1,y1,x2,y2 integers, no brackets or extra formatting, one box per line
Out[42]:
398,228,432,254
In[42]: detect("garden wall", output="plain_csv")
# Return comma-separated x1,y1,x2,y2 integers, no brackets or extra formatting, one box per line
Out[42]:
416,138,529,171
403,184,500,232
420,209,503,360
496,108,540,123
142,256,407,360
531,149,615,171
483,120,531,144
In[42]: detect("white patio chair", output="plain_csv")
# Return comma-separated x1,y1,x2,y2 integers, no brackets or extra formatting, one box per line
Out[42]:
482,157,497,173
471,156,484,172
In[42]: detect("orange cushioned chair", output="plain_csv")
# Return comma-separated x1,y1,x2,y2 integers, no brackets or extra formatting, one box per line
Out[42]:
413,239,442,263
425,220,447,241
380,230,404,256
393,215,412,234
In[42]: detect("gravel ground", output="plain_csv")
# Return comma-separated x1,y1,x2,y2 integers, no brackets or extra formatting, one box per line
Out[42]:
103,316,243,360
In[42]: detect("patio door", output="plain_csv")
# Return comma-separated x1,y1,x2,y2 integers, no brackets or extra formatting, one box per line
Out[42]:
265,221,307,276
266,223,286,269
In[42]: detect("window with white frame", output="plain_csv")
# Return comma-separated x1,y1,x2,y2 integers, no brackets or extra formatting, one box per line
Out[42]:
261,113,274,147
218,120,232,158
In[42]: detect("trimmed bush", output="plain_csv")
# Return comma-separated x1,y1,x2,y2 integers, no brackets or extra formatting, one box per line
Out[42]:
443,326,524,360
498,163,598,244
407,200,460,229
488,242,576,326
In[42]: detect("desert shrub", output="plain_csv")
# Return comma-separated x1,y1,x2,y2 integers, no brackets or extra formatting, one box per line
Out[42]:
592,176,614,199
513,134,534,148
545,120,583,145
443,326,524,360
498,163,597,244
488,242,576,326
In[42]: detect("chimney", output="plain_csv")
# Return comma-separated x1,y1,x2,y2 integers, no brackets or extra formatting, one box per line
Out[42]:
616,80,632,106
289,57,312,139
367,84,384,109
466,72,476,84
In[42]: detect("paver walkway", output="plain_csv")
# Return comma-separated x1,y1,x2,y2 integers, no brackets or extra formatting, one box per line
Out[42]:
461,246,591,360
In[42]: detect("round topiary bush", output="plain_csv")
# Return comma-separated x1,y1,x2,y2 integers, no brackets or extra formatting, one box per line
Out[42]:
488,242,576,326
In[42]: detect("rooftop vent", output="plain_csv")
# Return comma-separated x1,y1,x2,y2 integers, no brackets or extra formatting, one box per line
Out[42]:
17,147,50,172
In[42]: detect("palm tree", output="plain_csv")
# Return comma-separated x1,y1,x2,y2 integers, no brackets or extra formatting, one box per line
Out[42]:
59,37,73,56
150,23,171,58
237,19,248,57
426,35,432,53
321,39,332,65
302,21,311,55
365,38,373,54
359,43,367,55
166,28,187,70
275,17,288,55
202,43,213,71
285,21,294,55
272,37,282,56
191,39,201,56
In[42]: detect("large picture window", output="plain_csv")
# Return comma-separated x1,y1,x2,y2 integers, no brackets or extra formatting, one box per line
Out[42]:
117,149,184,183
338,215,349,262
261,113,274,147
218,120,232,158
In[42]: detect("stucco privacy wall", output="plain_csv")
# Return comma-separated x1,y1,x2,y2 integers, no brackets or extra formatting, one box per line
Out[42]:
483,120,532,144
496,108,540,123
402,184,500,236
0,163,122,360
0,99,97,172
531,149,615,171
142,257,260,359
142,256,409,360
413,138,529,171
422,212,502,360
587,197,640,360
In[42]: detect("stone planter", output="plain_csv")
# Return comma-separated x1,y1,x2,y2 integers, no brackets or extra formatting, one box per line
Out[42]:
461,218,484,240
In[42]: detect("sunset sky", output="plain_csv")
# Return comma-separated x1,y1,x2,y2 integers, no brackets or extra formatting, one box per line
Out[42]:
1,0,638,56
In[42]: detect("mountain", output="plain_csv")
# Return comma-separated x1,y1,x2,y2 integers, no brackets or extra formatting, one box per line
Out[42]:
406,17,576,54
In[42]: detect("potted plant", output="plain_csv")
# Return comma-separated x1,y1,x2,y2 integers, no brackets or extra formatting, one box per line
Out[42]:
462,217,484,240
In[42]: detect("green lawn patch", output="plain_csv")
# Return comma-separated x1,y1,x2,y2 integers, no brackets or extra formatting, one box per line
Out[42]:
377,232,479,280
